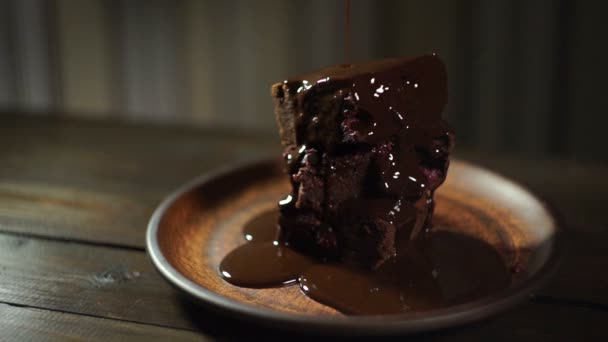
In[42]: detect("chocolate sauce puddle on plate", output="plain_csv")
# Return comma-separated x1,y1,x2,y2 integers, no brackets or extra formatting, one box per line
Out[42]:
219,209,512,315
220,242,313,288
242,210,279,243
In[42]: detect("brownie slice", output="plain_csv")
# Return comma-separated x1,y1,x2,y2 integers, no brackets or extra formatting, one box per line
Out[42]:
272,55,454,269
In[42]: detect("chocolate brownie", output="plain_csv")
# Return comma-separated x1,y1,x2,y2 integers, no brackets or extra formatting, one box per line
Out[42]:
271,55,454,269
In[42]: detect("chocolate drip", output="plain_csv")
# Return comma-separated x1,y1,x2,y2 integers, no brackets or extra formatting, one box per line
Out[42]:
220,210,511,315
275,55,454,268
220,55,465,314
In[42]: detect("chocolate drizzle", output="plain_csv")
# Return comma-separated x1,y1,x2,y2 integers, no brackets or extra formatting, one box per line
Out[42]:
219,209,512,315
242,209,279,242
219,55,471,315
273,55,455,268
288,55,451,171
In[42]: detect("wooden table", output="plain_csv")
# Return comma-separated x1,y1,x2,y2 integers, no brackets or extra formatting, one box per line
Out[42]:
0,114,606,341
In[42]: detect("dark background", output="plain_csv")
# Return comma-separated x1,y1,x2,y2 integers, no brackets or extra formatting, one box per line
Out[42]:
0,0,606,162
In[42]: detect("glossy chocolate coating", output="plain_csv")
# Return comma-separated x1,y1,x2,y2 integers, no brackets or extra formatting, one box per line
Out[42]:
219,56,465,315
272,55,454,268
219,210,511,315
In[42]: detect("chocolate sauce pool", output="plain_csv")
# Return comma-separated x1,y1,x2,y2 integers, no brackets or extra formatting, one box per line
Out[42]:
242,209,279,243
220,209,511,315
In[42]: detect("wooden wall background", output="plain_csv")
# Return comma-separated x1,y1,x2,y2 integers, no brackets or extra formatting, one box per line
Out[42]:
0,0,606,162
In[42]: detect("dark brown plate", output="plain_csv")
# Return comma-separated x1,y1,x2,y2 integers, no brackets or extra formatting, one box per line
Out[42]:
146,158,560,335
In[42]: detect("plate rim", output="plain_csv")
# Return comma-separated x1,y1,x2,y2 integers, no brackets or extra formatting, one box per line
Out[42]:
146,157,563,335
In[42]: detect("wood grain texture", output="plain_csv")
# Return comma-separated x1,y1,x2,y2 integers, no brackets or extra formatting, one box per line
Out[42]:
1,115,606,245
159,299,608,341
182,0,216,124
0,115,606,305
0,233,196,330
55,0,114,115
0,226,601,335
0,115,278,247
0,303,206,341
1,301,605,341
121,0,185,121
152,159,558,322
0,115,606,339
1,2,606,161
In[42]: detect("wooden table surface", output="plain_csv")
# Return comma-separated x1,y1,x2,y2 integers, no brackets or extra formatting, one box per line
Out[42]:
0,114,606,341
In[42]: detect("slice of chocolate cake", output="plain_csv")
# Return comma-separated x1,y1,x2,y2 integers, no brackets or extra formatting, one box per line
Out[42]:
271,55,454,269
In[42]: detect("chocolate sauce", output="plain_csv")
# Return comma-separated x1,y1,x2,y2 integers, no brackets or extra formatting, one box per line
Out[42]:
281,56,454,255
228,57,467,313
220,209,511,314
220,242,312,288
243,210,279,242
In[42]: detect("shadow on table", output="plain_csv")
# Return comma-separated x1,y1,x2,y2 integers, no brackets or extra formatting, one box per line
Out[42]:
176,294,504,341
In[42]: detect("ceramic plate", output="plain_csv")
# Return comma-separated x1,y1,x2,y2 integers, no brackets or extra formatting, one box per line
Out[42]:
146,158,560,335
